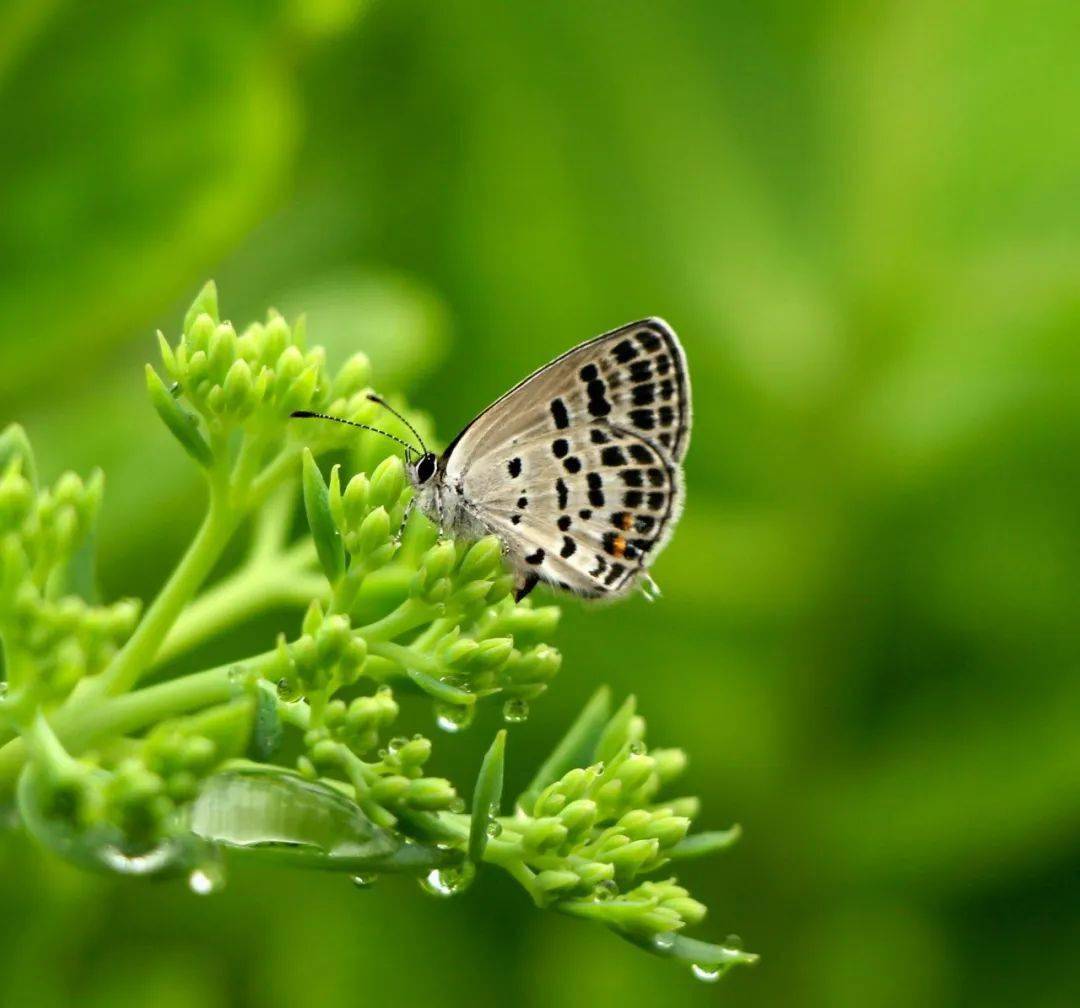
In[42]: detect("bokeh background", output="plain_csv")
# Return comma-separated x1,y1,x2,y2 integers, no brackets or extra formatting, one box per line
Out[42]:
2,1,1079,1005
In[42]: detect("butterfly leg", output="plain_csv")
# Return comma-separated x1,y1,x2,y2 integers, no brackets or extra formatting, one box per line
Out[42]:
514,572,540,602
393,496,417,546
639,574,662,602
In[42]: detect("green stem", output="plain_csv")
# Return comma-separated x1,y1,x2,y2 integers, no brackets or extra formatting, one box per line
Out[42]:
157,546,323,666
89,494,237,698
0,653,278,794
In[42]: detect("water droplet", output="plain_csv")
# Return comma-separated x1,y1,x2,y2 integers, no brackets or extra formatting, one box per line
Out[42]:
724,933,743,950
486,819,503,838
188,863,224,895
276,677,299,701
0,682,8,699
628,740,646,755
388,736,408,754
435,702,474,733
502,697,530,723
652,932,676,953
351,872,378,889
99,843,175,876
419,862,476,898
594,878,619,901
449,796,466,814
691,964,722,984
377,748,388,760
227,666,243,685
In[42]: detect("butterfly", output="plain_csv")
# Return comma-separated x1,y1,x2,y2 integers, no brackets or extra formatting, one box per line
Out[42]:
294,318,691,601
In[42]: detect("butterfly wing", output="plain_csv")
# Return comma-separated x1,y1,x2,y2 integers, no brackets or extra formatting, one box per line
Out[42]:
441,318,690,598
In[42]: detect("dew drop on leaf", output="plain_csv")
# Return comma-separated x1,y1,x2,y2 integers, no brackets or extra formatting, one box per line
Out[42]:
652,932,676,952
276,677,300,702
100,843,175,876
351,872,378,889
419,862,476,898
501,698,529,723
594,879,618,901
188,862,224,895
691,964,722,984
486,819,502,838
435,702,474,733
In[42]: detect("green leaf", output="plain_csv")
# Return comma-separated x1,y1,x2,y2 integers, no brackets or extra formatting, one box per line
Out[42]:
301,448,345,584
249,684,283,761
519,686,610,813
183,280,220,334
668,826,742,859
631,931,759,975
188,767,454,874
146,365,213,468
469,729,506,865
593,694,636,766
0,423,37,490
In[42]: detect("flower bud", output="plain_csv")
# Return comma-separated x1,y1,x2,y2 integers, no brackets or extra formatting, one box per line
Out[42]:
405,777,457,810
471,637,513,671
333,352,371,398
223,358,253,413
369,456,405,510
263,315,290,365
208,322,237,382
459,537,503,582
283,364,319,414
302,599,325,637
186,312,216,354
650,747,687,784
371,775,410,804
558,799,598,839
535,870,580,895
357,506,390,557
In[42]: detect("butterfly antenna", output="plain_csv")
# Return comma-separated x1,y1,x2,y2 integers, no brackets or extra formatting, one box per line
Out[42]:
366,394,429,455
290,410,418,460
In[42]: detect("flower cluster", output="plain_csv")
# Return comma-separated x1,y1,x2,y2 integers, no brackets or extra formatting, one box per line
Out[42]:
0,426,139,719
0,282,754,986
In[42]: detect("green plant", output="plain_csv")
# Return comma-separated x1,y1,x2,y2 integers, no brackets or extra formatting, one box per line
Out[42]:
0,282,755,984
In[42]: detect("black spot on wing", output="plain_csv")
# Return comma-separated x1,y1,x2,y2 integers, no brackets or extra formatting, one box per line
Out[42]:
557,515,571,531
600,446,627,467
525,548,545,565
636,328,662,352
560,536,576,558
550,398,570,429
552,438,569,458
587,472,605,506
508,457,522,478
556,477,569,509
563,456,582,474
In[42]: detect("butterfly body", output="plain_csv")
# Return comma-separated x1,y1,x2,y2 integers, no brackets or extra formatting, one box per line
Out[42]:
405,318,691,601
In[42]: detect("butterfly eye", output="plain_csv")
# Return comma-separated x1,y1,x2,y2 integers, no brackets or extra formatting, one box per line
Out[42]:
415,453,437,484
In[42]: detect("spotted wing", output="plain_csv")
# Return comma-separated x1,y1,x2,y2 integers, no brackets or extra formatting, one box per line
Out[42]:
442,319,690,598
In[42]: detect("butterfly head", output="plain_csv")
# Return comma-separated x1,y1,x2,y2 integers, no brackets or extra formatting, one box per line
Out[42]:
409,451,439,486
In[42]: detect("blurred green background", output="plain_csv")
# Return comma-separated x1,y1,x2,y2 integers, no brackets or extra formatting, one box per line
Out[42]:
2,1,1079,1005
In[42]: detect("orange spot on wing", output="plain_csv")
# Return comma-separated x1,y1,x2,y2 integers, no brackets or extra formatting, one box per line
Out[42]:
612,535,627,558
620,513,633,530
